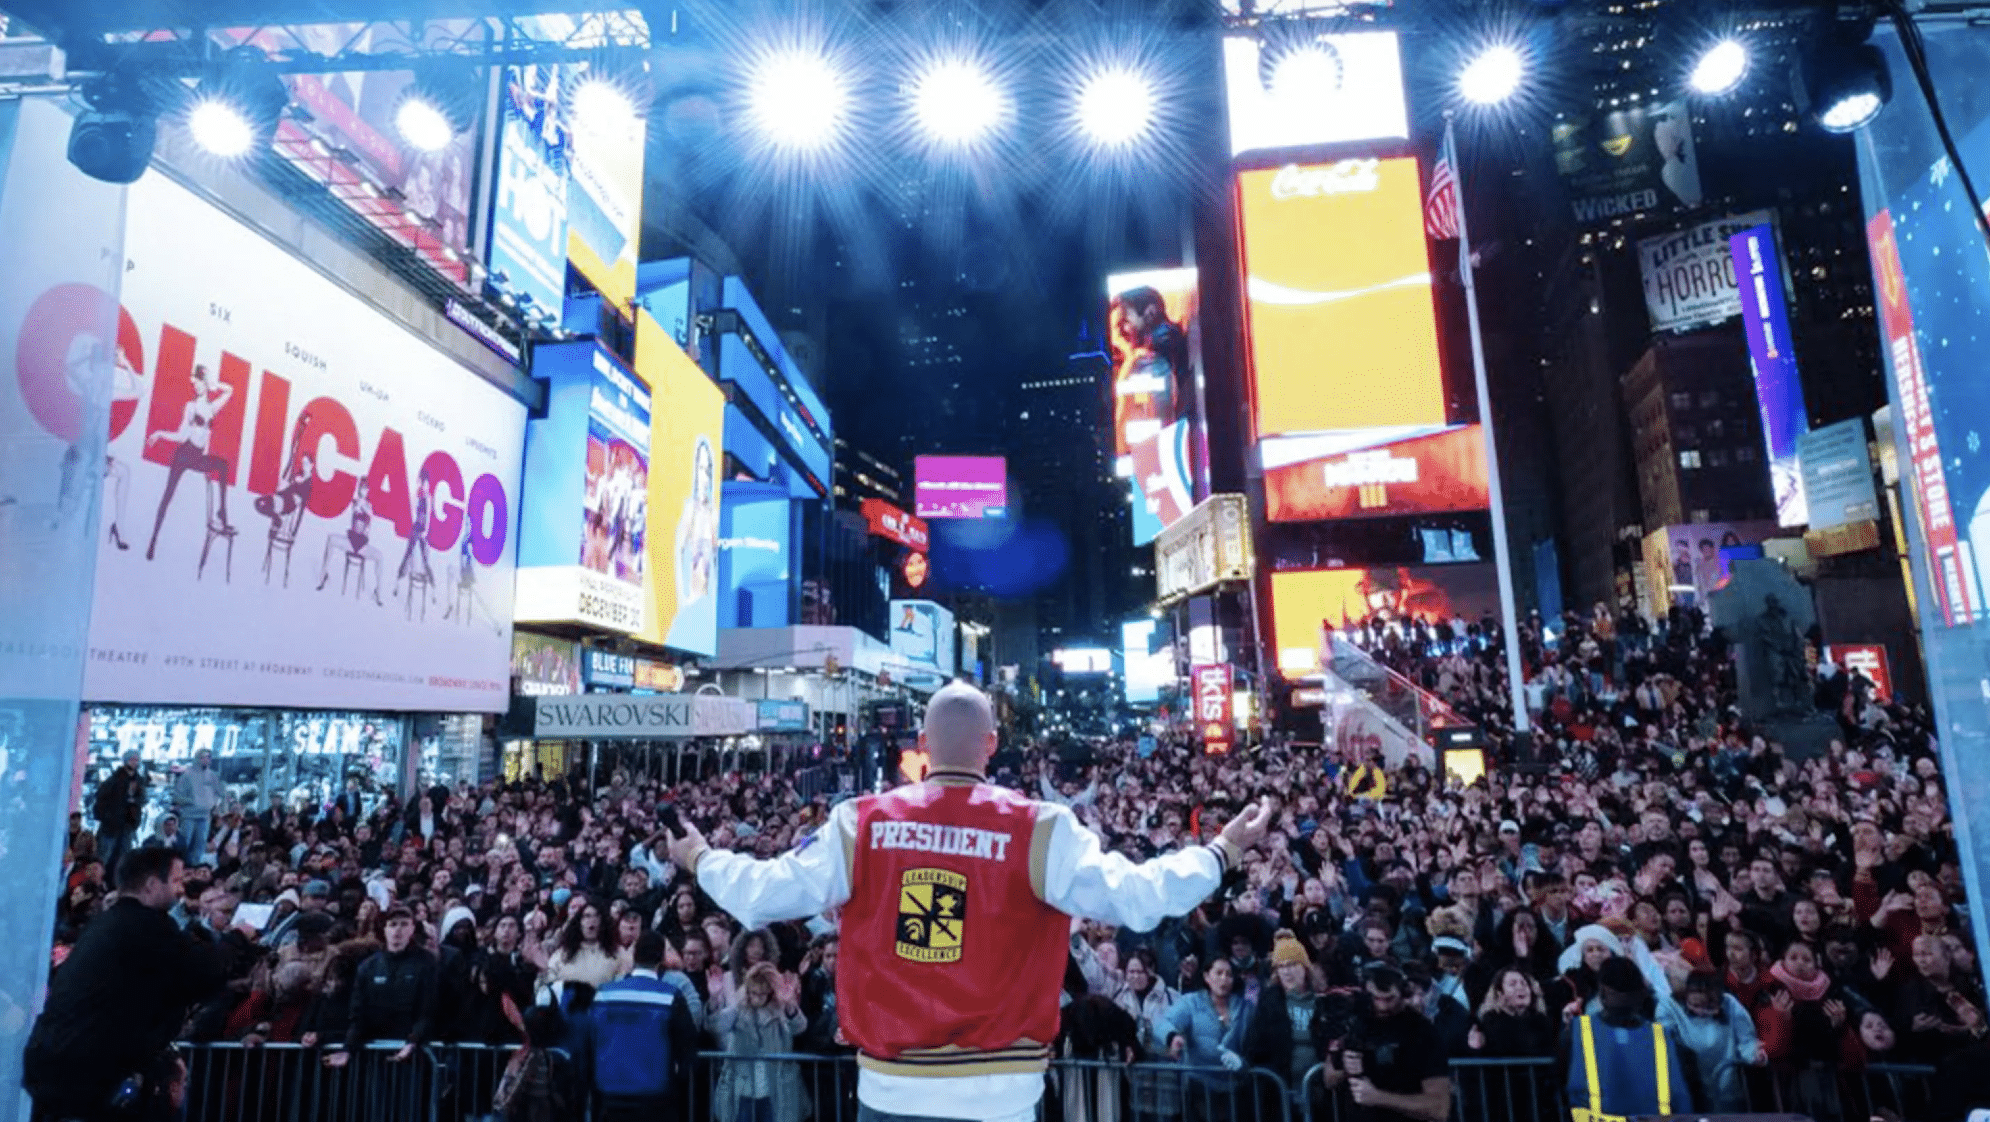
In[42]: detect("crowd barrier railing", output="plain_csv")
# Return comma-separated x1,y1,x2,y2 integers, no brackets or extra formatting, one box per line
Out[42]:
175,1043,1945,1122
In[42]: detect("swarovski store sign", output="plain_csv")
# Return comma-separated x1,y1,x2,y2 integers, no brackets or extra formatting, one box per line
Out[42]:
531,695,694,738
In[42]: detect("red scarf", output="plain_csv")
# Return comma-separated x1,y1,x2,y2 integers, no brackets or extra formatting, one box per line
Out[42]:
1769,961,1832,1003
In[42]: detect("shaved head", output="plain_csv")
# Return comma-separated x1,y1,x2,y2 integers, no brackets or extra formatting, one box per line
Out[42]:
921,683,998,772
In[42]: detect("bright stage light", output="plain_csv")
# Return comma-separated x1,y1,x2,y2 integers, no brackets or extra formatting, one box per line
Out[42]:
1688,38,1749,96
1459,45,1524,106
394,95,455,153
746,49,850,151
911,58,1007,145
1269,44,1342,104
572,76,640,131
1075,66,1155,149
187,98,256,158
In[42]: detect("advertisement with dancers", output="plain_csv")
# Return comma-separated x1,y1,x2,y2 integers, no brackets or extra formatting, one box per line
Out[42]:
74,172,526,712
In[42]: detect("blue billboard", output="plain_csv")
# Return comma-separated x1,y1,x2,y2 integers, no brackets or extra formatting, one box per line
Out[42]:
718,480,792,629
1797,418,1879,531
1731,223,1809,527
487,65,571,324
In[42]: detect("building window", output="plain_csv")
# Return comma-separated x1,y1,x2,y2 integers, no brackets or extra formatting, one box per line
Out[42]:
1669,391,1693,411
1735,445,1757,462
1678,450,1702,469
1707,448,1729,467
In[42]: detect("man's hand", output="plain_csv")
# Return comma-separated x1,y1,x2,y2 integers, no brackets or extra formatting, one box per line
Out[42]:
1220,798,1277,853
665,817,709,872
391,1044,415,1063
323,1051,350,1069
1349,1078,1380,1106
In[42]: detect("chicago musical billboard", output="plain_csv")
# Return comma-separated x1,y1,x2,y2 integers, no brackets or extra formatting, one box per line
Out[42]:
42,173,527,711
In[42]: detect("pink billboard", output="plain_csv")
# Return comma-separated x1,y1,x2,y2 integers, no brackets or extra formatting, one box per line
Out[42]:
915,455,1008,520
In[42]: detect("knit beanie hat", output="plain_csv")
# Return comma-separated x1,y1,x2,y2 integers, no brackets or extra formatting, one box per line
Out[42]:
1270,928,1310,968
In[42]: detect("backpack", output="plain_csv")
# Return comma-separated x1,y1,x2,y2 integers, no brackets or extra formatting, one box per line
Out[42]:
491,1048,572,1122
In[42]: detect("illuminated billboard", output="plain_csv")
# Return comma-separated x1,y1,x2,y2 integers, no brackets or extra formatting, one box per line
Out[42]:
915,455,1008,519
1263,424,1489,522
1270,565,1499,674
1122,620,1171,705
890,600,957,677
1108,268,1202,545
515,343,649,634
1221,32,1408,161
53,171,526,711
565,66,647,313
718,481,791,628
487,63,571,323
1239,157,1446,441
634,311,723,657
1052,649,1114,674
1731,223,1810,527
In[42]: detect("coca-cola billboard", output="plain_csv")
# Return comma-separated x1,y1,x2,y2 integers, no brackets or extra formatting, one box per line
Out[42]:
13,173,527,712
1268,159,1382,200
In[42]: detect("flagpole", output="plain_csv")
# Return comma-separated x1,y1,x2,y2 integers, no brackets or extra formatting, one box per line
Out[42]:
1448,113,1533,740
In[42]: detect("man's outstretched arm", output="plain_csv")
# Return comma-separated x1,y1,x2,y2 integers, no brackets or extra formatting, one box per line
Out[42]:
670,801,857,930
1036,798,1274,933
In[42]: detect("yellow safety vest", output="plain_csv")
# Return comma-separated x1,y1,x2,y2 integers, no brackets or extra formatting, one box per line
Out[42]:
1570,1015,1673,1122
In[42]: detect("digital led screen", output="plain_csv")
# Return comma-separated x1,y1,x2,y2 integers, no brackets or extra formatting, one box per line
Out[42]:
1122,620,1171,705
1263,424,1488,522
915,455,1009,520
634,311,724,657
1732,223,1810,527
1108,268,1203,545
1238,157,1445,442
889,599,957,676
1052,648,1114,674
718,481,791,629
1221,31,1408,161
1270,564,1499,674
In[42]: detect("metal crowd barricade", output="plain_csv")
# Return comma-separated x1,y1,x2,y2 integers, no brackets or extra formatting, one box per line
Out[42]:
181,1041,432,1122
1043,1059,1292,1122
431,1042,522,1122
687,1050,856,1122
1304,1058,1564,1122
1741,1060,1942,1122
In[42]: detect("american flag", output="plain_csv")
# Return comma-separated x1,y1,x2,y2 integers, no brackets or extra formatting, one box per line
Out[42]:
1425,121,1461,241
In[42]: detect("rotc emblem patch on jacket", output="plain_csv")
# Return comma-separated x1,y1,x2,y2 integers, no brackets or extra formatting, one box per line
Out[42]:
896,868,968,963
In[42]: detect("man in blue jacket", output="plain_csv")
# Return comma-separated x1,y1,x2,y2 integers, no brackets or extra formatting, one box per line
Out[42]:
579,931,698,1122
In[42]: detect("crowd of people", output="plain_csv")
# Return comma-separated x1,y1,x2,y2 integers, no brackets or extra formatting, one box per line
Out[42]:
35,601,1990,1122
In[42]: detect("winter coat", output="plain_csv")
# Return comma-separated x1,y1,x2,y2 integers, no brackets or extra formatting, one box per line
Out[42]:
712,1002,810,1122
1664,994,1760,1113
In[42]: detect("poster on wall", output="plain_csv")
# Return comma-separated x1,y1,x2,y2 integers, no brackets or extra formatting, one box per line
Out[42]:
634,310,723,657
1270,564,1499,673
74,172,525,712
1551,100,1702,224
1635,210,1774,333
487,63,571,323
1107,269,1203,545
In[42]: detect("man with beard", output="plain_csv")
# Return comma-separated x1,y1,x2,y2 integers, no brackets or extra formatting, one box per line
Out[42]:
1112,285,1195,530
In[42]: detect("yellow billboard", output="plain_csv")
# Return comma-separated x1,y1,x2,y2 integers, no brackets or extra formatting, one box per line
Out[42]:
566,76,647,313
634,309,723,655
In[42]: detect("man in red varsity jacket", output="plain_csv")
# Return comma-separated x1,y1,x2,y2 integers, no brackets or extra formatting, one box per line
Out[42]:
668,681,1273,1122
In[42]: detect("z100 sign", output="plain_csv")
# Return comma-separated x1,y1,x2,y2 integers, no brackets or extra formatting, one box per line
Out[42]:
34,175,526,711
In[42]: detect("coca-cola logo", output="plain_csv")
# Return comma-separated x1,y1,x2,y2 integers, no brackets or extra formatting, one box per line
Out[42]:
1270,159,1381,200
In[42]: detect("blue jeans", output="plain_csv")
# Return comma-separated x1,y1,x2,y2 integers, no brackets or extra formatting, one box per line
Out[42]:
179,810,210,866
736,1099,775,1122
857,1105,1032,1122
